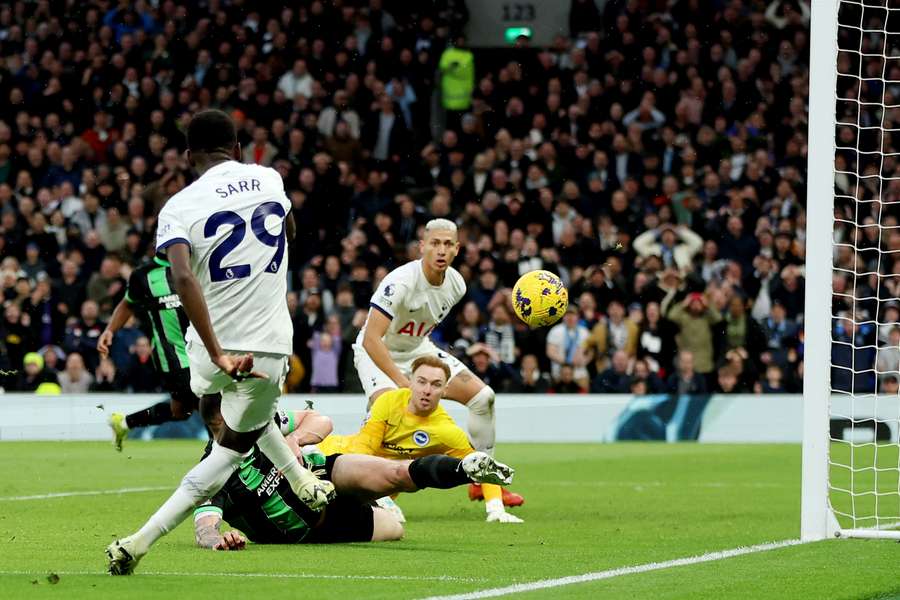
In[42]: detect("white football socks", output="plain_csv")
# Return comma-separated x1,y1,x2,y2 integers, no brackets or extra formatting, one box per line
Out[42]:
466,386,497,456
255,420,318,494
130,442,246,555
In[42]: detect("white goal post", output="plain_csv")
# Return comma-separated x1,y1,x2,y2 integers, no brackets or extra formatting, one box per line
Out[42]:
803,0,900,541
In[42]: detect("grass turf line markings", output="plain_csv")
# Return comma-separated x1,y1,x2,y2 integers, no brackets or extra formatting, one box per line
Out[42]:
0,570,486,583
418,539,804,600
534,480,791,489
0,486,170,501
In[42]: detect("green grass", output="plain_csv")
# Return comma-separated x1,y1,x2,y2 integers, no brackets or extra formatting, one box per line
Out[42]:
0,442,897,599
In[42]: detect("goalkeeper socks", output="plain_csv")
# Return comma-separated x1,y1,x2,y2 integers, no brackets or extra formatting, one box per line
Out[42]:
255,420,318,494
125,402,175,429
408,455,471,489
131,442,246,555
466,386,496,455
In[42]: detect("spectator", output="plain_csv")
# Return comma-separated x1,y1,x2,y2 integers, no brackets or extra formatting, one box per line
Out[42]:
87,256,125,309
877,327,900,384
309,327,342,393
39,344,66,375
631,358,666,394
124,336,159,393
2,302,33,370
363,94,408,163
63,300,106,372
510,353,551,393
633,224,703,271
21,277,61,349
243,127,279,167
318,90,361,140
465,343,512,392
760,299,799,368
299,268,335,315
665,292,722,382
881,375,900,395
98,207,129,253
590,350,632,393
53,260,87,319
584,299,639,374
546,305,591,389
439,35,475,131
15,352,59,392
636,300,678,376
550,363,585,394
0,2,819,395
58,352,94,394
482,302,517,367
714,364,747,393
667,351,708,395
90,356,122,392
277,60,314,101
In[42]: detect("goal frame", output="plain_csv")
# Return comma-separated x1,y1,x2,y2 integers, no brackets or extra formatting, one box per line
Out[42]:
802,0,900,541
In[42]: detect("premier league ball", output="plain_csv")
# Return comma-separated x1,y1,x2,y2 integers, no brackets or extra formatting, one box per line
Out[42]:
511,270,568,328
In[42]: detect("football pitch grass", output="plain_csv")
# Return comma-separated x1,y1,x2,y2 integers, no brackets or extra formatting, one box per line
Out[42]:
0,441,897,599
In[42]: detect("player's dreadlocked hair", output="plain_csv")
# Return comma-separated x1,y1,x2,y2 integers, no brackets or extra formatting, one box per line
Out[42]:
187,109,237,155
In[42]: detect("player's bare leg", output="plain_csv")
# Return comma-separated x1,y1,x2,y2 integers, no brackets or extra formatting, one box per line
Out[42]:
444,370,525,508
107,366,333,575
324,451,514,501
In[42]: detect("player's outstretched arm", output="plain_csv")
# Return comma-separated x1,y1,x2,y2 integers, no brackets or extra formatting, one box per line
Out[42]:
194,514,246,551
362,309,410,388
98,298,134,358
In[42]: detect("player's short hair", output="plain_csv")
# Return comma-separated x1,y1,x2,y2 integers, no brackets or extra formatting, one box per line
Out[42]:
411,355,451,382
187,109,237,155
424,218,458,237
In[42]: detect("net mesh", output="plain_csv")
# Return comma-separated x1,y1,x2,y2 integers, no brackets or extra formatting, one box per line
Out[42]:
831,0,900,531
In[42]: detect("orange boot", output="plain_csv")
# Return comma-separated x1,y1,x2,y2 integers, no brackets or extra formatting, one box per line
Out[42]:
467,484,525,507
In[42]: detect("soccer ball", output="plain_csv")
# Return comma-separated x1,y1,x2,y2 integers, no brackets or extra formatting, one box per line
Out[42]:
511,270,568,328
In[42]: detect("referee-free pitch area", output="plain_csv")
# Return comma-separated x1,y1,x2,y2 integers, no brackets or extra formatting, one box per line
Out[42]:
0,442,895,599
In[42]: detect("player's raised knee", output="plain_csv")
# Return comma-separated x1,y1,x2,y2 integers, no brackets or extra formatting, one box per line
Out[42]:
467,385,496,414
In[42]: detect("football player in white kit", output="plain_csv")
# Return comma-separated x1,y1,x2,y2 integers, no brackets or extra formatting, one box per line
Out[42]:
356,219,525,509
106,110,334,575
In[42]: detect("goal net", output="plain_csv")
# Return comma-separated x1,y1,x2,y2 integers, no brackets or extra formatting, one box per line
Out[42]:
804,0,900,540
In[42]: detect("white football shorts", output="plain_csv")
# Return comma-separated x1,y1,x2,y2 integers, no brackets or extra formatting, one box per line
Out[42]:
187,340,289,432
353,338,467,398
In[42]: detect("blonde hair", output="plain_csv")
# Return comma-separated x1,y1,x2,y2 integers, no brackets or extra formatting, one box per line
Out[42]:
424,218,458,235
411,355,451,382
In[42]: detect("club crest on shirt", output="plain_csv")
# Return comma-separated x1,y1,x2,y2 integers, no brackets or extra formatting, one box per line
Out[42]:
412,430,430,447
383,284,395,297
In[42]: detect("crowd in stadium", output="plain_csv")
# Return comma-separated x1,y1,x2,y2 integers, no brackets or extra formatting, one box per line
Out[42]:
0,0,830,397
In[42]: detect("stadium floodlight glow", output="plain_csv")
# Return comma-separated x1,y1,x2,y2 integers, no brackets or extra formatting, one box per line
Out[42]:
803,0,900,541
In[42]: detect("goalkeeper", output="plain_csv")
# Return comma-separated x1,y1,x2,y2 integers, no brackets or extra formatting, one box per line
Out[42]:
192,380,514,548
318,355,524,524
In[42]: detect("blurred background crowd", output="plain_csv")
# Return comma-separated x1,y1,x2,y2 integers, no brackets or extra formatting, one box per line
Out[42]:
0,0,834,397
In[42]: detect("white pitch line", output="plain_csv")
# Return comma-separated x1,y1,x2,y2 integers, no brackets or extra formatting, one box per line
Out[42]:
532,480,790,489
0,570,485,583
0,486,170,501
418,539,804,600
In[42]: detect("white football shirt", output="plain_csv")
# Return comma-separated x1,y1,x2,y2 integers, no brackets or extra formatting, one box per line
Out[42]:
156,160,293,355
358,259,466,354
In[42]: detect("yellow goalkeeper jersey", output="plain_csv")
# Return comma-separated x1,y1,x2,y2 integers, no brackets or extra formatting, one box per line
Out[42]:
319,388,473,459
